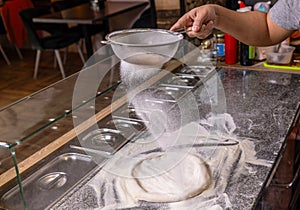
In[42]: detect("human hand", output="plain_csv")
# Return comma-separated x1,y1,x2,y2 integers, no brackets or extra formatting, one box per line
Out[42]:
170,5,216,39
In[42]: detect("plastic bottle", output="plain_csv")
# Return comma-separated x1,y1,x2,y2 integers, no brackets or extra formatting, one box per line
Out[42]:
237,1,255,66
225,33,238,64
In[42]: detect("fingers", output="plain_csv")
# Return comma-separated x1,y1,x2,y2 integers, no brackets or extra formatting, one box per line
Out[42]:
199,20,215,38
188,20,214,39
170,21,182,31
170,19,188,31
170,15,192,31
170,6,215,40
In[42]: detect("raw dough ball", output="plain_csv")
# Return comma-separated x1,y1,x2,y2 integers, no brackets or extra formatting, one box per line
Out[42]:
130,152,211,202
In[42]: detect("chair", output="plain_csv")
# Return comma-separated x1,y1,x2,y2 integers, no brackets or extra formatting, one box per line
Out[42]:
19,7,85,79
0,17,11,65
0,44,11,65
1,0,26,63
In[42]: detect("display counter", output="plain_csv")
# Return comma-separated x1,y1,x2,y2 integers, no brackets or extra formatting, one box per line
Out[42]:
0,42,299,209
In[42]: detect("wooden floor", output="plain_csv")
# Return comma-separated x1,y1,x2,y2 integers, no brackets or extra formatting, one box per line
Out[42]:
0,46,85,109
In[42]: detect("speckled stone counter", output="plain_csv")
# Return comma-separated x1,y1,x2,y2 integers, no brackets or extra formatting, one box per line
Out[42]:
218,68,300,209
50,67,300,210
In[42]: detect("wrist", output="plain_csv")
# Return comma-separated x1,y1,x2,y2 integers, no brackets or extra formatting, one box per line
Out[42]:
211,4,222,29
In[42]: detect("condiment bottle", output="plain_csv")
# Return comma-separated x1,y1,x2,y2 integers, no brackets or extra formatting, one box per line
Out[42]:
214,32,225,62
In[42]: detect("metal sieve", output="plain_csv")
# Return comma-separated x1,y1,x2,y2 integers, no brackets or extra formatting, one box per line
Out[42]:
102,28,184,65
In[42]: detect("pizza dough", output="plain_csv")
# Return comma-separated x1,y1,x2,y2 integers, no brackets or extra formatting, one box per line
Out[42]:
129,152,212,202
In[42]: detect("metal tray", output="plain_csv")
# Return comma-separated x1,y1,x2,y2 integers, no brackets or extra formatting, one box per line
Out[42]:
153,85,189,101
107,117,145,134
179,65,216,77
0,153,96,210
81,128,132,154
117,105,144,121
166,74,201,87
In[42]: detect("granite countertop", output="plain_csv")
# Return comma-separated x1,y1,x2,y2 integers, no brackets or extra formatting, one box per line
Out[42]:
218,68,300,209
50,66,300,210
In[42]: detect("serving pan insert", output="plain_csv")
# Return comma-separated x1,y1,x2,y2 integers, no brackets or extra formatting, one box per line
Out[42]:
0,153,96,210
165,74,201,88
107,117,145,132
81,127,137,154
153,85,190,100
179,66,216,78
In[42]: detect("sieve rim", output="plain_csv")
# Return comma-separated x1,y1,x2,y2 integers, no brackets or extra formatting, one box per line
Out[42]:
105,28,184,47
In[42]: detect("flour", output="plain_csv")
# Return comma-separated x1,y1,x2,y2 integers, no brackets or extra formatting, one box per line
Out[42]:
54,111,273,210
119,59,200,150
200,113,236,134
128,152,212,202
119,60,161,90
120,114,270,209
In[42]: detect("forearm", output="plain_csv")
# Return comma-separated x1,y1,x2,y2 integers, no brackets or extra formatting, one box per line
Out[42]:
171,4,294,46
212,5,291,46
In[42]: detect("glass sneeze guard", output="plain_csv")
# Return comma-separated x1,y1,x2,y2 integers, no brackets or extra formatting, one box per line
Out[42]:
0,54,123,209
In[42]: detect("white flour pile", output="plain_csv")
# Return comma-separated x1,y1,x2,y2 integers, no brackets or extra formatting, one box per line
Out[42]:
127,151,212,202
54,112,272,210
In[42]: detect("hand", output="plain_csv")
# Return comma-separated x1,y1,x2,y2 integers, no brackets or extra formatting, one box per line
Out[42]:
170,5,216,39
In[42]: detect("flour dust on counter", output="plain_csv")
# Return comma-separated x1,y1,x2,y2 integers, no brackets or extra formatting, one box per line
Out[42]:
51,112,272,210
127,151,212,202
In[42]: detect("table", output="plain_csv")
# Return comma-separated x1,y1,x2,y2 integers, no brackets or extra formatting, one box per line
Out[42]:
33,1,149,57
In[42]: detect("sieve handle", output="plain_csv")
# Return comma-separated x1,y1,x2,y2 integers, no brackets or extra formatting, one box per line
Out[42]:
173,27,192,34
100,40,110,45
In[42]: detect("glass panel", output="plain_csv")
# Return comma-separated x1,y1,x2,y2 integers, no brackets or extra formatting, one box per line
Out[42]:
0,52,122,209
0,55,121,149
